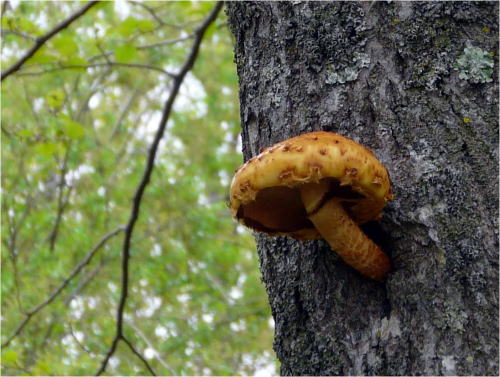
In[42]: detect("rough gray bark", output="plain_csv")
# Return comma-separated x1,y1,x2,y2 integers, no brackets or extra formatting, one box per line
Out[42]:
227,1,498,376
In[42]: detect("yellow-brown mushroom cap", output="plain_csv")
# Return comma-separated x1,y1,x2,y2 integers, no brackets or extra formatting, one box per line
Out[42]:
229,131,393,240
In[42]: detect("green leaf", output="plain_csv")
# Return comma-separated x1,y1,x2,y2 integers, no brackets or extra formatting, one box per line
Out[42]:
136,19,155,33
35,142,58,157
45,89,65,109
93,1,108,11
18,129,34,138
26,49,58,64
204,22,217,41
116,17,154,38
114,44,137,63
18,15,41,34
117,17,138,38
184,1,213,17
2,350,18,364
63,119,86,139
64,56,87,66
33,360,51,375
1,15,19,30
61,56,88,71
52,35,78,57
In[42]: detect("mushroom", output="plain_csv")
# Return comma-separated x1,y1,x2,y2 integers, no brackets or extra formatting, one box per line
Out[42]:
229,131,393,281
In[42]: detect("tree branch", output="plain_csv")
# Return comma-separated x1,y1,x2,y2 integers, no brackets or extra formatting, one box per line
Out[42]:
94,2,224,375
1,226,125,348
16,61,176,78
122,335,157,376
1,1,99,81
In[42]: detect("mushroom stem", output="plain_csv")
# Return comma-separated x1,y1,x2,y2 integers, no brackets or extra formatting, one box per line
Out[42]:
299,180,331,214
300,184,391,281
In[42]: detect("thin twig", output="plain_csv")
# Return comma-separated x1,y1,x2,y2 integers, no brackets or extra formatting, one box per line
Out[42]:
75,68,112,146
87,35,193,63
1,226,125,348
65,261,106,306
1,124,13,137
128,1,164,26
109,87,140,140
1,1,99,81
8,245,25,314
16,62,175,78
1,1,10,18
135,34,193,50
75,69,110,122
1,28,36,40
48,146,72,252
128,321,177,375
94,2,224,375
35,312,59,362
3,193,34,314
68,322,94,355
95,40,113,65
22,80,44,129
149,307,267,357
122,335,157,376
108,106,156,184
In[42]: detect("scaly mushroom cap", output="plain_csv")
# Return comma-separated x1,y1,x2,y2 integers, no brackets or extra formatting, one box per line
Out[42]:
229,131,393,240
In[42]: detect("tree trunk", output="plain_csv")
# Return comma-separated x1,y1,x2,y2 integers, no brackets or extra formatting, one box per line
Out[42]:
226,1,498,376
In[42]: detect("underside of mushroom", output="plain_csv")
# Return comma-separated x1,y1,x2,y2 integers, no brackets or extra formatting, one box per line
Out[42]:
300,181,391,281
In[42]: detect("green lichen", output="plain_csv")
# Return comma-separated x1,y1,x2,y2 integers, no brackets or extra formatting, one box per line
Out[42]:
436,247,446,266
325,52,370,84
453,46,494,83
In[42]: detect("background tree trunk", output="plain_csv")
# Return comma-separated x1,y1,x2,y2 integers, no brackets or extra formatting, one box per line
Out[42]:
227,2,498,375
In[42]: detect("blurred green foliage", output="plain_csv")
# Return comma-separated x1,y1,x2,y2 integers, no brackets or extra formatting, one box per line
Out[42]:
1,1,275,375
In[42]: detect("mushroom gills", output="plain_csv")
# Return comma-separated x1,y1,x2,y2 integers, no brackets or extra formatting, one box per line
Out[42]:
238,178,365,233
239,186,313,232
